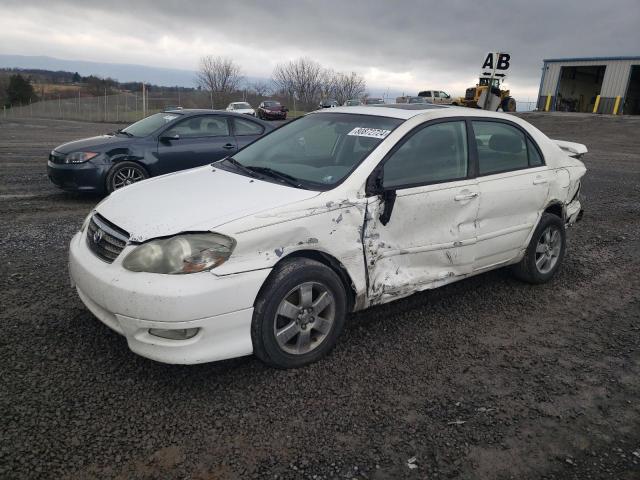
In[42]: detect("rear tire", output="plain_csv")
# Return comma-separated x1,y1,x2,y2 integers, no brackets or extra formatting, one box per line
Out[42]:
251,258,347,368
512,213,566,284
500,96,517,112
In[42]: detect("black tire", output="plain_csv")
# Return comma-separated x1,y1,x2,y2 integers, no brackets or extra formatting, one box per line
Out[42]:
512,213,566,284
105,161,149,193
251,258,347,368
500,96,517,112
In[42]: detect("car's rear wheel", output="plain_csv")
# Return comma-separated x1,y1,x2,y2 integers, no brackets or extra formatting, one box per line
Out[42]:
106,161,149,193
512,213,566,284
251,258,347,368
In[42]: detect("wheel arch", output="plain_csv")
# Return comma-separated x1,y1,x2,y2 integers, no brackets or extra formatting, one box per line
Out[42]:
255,249,358,313
543,201,565,222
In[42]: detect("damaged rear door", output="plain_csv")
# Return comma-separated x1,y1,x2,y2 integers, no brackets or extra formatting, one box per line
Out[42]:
363,120,479,304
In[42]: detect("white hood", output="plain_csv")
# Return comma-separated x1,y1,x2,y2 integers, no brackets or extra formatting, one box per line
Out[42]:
96,166,319,242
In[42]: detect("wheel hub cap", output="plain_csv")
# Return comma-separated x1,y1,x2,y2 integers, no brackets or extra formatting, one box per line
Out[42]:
535,226,562,274
273,282,336,355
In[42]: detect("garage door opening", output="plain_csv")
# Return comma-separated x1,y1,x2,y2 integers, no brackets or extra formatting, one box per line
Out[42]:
556,65,606,112
623,66,640,115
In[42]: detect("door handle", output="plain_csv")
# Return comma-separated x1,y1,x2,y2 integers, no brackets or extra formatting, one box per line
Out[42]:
533,178,548,185
454,192,479,201
222,143,235,150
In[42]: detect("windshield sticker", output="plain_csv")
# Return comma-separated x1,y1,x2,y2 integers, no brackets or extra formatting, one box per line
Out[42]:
163,115,178,121
347,127,391,139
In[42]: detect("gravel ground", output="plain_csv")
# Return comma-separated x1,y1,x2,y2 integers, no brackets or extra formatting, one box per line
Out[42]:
1,113,639,479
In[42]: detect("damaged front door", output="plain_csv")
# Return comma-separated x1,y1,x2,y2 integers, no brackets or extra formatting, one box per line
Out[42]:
363,120,479,305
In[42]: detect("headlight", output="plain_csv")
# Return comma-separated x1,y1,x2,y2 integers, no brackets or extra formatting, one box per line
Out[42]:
65,151,99,164
122,233,236,274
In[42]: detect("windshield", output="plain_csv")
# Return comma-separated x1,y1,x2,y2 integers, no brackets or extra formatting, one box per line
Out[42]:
264,101,281,107
346,100,361,106
365,98,384,105
122,112,182,137
224,112,402,190
233,103,251,109
408,97,427,104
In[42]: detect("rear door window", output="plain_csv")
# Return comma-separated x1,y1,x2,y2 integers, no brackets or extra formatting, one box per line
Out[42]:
164,116,230,138
233,117,265,136
472,121,529,175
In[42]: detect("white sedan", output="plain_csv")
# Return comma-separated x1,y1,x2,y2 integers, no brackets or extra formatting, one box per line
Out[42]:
225,101,255,116
69,105,586,368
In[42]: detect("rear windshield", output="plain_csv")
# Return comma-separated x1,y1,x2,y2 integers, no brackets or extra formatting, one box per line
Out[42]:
264,101,281,107
227,112,403,190
122,112,182,137
233,103,251,109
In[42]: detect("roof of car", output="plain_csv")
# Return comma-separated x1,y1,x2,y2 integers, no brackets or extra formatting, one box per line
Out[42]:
163,109,224,115
313,104,450,119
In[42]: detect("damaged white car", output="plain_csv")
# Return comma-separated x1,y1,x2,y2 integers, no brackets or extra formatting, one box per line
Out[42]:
69,105,586,368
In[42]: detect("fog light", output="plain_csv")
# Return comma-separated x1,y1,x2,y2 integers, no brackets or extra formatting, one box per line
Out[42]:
148,328,199,340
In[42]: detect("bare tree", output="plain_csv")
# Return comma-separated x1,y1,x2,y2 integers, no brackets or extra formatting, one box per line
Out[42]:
318,69,337,102
249,80,271,97
196,55,243,108
333,71,367,104
272,57,324,110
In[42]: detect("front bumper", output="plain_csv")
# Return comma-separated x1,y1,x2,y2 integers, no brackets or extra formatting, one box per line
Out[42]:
262,111,286,119
48,160,109,193
69,230,271,364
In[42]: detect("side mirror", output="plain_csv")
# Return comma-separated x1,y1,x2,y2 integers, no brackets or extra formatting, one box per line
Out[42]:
365,168,396,225
160,133,180,142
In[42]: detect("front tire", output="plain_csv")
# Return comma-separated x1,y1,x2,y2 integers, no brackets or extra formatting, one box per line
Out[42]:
512,213,566,284
105,161,149,193
251,258,347,368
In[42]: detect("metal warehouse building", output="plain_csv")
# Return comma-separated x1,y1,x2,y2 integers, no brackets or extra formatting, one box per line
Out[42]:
537,56,640,115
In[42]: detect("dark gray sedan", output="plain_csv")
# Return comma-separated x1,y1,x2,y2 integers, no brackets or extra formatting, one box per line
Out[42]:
47,109,274,193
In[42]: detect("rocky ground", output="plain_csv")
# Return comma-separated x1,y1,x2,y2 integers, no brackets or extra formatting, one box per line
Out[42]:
0,113,638,479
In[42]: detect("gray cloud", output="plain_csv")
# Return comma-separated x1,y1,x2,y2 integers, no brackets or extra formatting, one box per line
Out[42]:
1,0,639,99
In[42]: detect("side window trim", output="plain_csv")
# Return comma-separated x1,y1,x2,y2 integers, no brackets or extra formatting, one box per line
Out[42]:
468,117,546,178
372,117,474,191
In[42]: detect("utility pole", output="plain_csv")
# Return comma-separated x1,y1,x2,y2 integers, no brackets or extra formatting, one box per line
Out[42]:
142,83,146,117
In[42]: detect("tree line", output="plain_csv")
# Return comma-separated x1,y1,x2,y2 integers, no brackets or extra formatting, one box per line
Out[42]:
196,55,367,110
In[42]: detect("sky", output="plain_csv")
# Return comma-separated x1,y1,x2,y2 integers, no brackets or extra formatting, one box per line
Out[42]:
1,0,639,101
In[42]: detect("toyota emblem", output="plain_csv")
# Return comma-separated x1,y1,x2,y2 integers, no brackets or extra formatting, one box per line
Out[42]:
93,229,104,244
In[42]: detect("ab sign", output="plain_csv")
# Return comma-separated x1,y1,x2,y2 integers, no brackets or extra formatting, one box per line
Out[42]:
481,52,511,80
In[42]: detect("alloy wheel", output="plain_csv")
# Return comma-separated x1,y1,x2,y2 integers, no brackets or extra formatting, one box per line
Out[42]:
535,225,562,274
273,282,335,355
112,167,145,190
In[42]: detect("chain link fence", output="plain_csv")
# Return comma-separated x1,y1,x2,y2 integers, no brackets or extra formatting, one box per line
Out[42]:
1,90,305,123
2,93,540,123
1,91,220,123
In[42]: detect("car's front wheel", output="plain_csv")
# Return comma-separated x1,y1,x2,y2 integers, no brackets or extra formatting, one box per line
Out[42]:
251,258,347,368
512,213,566,284
105,161,149,193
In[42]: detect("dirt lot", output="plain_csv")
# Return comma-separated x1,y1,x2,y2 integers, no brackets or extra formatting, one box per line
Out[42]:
1,113,639,479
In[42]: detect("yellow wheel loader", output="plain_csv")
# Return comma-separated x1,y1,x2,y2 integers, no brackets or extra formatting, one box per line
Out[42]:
452,78,516,112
